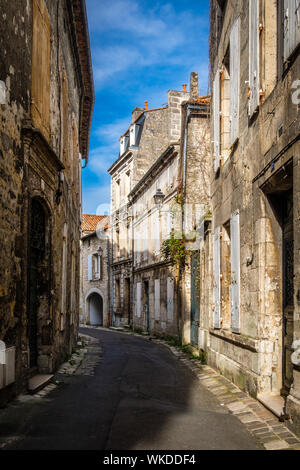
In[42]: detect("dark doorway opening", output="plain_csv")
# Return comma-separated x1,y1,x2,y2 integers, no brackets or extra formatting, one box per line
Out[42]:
262,160,294,397
28,199,47,368
125,278,131,325
88,293,103,326
143,280,150,332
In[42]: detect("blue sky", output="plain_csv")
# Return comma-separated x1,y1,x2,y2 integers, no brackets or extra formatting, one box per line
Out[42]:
83,0,210,214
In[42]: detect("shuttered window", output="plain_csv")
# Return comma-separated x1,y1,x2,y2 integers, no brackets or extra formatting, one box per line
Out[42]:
284,0,300,62
213,227,221,328
167,277,174,321
136,282,142,318
154,279,160,320
213,69,220,172
62,71,69,162
136,229,141,265
154,215,160,255
249,0,260,116
72,121,79,189
230,211,241,333
230,17,240,146
143,223,148,260
32,0,51,141
88,253,93,281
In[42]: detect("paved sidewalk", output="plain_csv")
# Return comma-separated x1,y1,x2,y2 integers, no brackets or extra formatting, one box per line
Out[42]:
152,338,300,450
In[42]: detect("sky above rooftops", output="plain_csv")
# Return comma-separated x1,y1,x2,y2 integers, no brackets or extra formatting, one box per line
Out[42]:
83,0,210,214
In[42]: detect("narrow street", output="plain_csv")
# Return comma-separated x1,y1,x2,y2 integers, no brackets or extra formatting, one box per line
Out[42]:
0,329,262,450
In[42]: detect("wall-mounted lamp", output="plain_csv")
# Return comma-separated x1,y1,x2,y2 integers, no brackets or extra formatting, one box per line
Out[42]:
97,246,103,256
153,188,165,210
55,171,64,205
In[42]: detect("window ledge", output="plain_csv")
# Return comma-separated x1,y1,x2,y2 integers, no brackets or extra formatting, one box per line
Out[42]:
209,328,259,353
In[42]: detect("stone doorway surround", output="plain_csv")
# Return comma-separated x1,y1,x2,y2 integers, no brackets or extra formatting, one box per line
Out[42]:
256,158,294,413
85,288,105,327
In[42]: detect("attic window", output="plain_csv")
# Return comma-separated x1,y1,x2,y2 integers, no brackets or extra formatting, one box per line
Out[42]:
120,134,129,156
130,123,142,147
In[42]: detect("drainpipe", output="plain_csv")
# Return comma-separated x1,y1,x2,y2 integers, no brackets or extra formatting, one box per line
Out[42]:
179,104,203,340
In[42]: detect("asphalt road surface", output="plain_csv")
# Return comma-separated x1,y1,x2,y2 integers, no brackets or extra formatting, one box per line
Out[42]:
0,328,262,450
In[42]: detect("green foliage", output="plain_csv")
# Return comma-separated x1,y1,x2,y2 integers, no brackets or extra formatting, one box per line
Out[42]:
164,335,182,347
161,231,189,266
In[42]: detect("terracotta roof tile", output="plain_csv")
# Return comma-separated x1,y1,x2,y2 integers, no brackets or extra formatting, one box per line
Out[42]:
82,214,109,233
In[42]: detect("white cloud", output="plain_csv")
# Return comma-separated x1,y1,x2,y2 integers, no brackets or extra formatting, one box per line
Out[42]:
82,183,111,214
94,116,130,141
87,0,208,87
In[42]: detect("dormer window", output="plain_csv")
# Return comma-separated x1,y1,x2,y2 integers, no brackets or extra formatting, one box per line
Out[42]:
130,124,139,147
120,135,129,155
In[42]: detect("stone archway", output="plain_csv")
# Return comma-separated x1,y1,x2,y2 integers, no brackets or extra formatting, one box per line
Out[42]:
85,289,104,326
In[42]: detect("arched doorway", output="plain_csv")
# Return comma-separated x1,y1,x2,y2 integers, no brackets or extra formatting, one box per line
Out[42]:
88,293,103,326
28,198,48,368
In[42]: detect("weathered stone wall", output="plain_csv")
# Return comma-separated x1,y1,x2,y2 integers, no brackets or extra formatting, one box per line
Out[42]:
179,97,211,347
0,0,92,403
109,88,190,328
210,0,300,433
80,232,109,327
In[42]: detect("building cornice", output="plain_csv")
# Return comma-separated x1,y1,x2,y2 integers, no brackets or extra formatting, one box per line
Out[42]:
133,259,172,273
66,0,94,165
108,150,134,175
128,144,179,202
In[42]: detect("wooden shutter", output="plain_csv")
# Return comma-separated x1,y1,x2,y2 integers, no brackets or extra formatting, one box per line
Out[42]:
230,17,240,146
98,254,102,280
144,222,148,260
32,0,51,140
230,210,241,333
167,277,174,321
136,229,141,264
62,71,69,162
88,254,93,281
154,279,160,320
166,212,173,238
284,0,300,61
249,0,260,116
72,121,79,188
213,227,221,328
136,282,142,318
213,69,220,172
154,215,160,255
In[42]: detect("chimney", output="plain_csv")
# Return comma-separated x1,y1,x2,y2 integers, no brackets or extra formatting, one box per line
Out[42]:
190,72,199,100
131,106,144,123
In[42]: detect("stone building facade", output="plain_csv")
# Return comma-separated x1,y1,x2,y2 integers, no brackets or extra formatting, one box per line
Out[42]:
0,0,94,402
80,214,110,327
129,144,180,336
108,76,211,338
108,88,189,328
177,77,211,348
209,0,300,433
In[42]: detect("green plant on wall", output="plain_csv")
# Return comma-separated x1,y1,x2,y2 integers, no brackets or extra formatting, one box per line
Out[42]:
161,230,190,267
